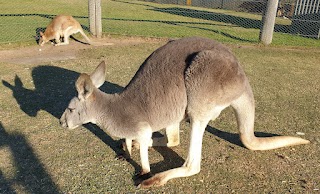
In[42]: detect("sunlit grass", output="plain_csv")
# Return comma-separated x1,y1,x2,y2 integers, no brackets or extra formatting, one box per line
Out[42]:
0,0,319,47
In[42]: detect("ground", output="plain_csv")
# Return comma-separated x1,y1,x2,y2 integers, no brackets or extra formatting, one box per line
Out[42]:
0,36,319,193
0,36,164,65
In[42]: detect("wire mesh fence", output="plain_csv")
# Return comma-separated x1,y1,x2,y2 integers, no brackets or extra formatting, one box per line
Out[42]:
0,1,90,45
0,0,319,46
141,0,320,38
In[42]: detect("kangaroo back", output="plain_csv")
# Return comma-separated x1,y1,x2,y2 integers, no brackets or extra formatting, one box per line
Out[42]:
39,15,92,46
121,37,227,130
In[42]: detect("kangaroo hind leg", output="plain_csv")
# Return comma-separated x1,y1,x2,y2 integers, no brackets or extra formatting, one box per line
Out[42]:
139,107,223,188
55,27,73,46
54,34,61,45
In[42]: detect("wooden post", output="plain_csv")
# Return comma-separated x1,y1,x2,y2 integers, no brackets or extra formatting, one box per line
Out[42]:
259,0,279,45
88,0,102,38
95,0,102,38
89,0,96,36
186,0,191,6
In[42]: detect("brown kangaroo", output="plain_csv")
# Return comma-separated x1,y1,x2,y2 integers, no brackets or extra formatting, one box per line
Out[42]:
60,37,309,188
39,15,92,46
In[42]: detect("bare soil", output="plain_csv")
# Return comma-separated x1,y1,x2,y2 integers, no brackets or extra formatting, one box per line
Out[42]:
0,37,164,65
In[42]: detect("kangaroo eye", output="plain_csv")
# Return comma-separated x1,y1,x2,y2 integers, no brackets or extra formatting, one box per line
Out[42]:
68,108,75,112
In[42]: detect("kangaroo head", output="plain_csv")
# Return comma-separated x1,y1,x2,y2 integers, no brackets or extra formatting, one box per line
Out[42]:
60,61,106,129
38,31,49,46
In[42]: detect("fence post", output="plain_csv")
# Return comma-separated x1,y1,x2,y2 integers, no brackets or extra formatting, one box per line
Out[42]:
88,0,96,36
95,0,102,38
88,0,102,38
259,0,279,45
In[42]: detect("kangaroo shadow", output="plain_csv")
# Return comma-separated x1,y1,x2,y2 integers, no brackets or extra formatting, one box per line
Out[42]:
2,66,123,118
133,131,185,186
2,65,187,184
0,122,60,193
151,146,185,174
206,125,281,148
2,65,125,155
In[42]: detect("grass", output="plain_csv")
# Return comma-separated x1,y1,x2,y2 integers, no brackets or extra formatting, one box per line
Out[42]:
0,39,319,193
0,0,319,48
0,0,319,192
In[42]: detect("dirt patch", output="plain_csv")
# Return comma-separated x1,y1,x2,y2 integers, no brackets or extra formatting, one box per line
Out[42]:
0,37,165,65
2,36,317,65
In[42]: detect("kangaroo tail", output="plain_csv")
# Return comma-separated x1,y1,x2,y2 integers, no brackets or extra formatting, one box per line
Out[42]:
78,28,93,45
231,83,310,150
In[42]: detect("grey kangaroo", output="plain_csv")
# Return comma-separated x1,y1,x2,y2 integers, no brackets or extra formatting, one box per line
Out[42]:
60,37,309,188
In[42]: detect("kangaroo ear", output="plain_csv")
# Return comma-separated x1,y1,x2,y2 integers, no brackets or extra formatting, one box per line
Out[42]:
2,75,23,90
14,75,23,87
76,73,94,100
90,61,106,88
40,31,44,37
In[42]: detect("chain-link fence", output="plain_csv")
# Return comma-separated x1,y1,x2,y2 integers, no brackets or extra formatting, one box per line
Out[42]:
0,0,319,46
142,0,320,38
0,0,90,45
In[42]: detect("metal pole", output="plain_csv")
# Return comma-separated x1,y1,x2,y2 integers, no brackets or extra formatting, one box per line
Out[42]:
259,0,279,45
